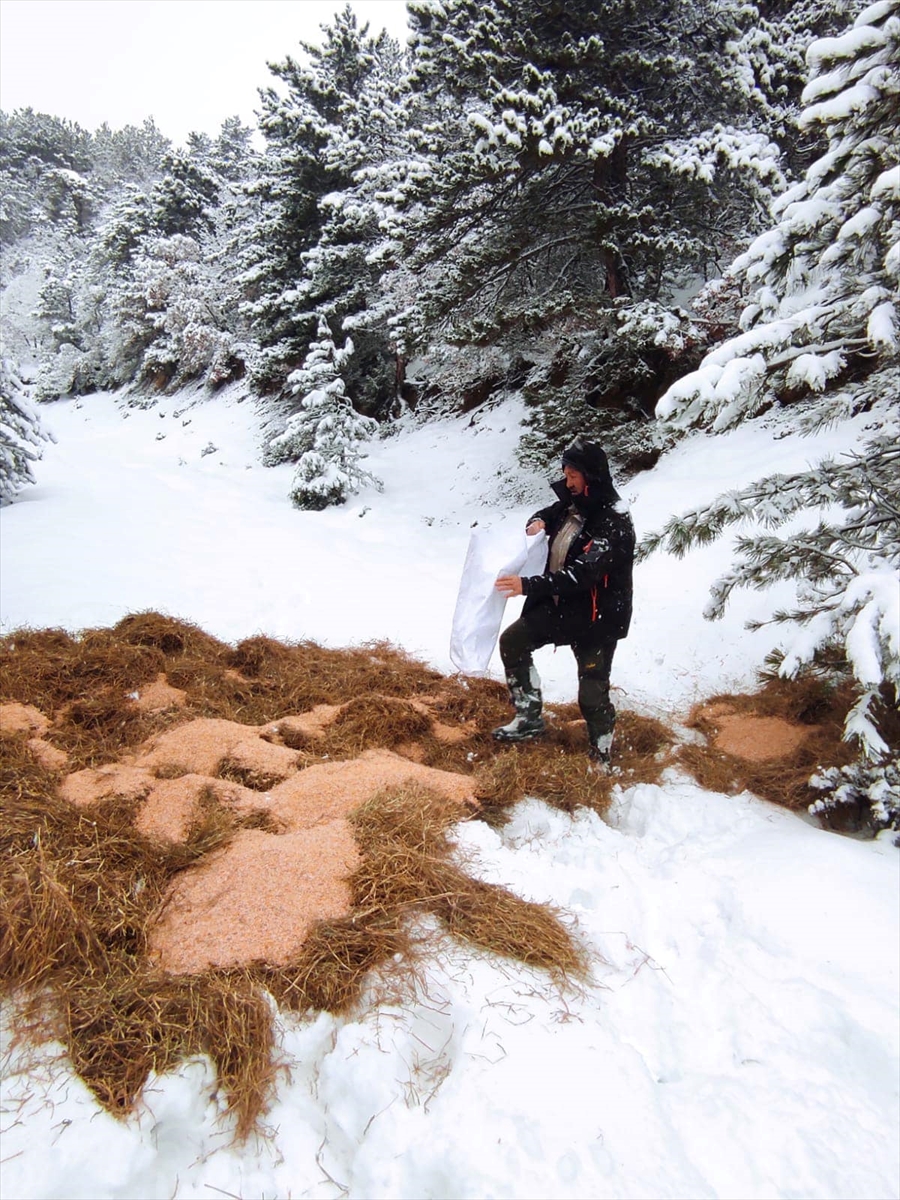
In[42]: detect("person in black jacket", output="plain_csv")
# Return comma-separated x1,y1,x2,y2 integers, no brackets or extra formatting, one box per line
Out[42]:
493,436,634,764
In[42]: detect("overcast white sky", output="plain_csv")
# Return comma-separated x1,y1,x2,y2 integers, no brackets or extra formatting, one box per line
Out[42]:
0,0,411,145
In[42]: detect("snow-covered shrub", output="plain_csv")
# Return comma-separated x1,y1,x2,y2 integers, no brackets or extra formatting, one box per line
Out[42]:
289,447,350,511
272,318,381,509
518,302,706,478
0,359,54,504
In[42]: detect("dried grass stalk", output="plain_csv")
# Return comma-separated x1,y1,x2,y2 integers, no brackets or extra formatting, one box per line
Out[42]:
263,916,412,1015
59,969,276,1141
324,695,433,757
349,784,589,984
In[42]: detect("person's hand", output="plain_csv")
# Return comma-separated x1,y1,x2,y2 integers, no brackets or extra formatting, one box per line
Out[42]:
495,575,523,597
525,519,545,535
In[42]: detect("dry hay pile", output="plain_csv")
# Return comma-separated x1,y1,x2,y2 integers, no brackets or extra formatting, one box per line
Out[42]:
4,613,651,1139
4,611,865,1138
2,611,864,1136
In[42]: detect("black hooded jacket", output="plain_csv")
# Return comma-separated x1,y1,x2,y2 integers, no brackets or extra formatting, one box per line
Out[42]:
521,438,635,642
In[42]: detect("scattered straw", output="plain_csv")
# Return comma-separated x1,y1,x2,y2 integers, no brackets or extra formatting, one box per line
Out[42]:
473,708,675,826
264,915,412,1015
349,784,588,986
0,613,690,1142
325,695,434,756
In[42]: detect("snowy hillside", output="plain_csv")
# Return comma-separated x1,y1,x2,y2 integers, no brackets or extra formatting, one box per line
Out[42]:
2,384,889,713
0,389,897,1200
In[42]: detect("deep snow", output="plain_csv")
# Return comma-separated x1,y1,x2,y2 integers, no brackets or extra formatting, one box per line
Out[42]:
0,387,897,1200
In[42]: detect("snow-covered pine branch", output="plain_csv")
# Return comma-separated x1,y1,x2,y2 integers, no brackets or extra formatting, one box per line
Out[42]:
639,432,899,766
656,0,900,433
0,359,55,505
382,0,798,367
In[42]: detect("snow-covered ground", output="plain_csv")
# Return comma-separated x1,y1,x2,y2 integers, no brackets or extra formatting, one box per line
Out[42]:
1,388,897,1200
2,384,885,711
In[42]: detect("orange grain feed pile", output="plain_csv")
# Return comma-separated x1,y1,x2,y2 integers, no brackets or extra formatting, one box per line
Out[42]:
136,716,302,779
49,709,478,974
150,822,362,971
711,713,811,761
0,702,67,770
693,700,815,762
135,775,255,843
259,748,476,827
147,751,477,972
132,672,188,712
0,702,51,735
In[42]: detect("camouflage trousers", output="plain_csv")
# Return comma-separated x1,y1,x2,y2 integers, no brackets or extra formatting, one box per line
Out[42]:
498,611,617,739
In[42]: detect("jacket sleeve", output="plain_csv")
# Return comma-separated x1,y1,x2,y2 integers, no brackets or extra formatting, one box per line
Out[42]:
521,509,634,599
526,501,561,529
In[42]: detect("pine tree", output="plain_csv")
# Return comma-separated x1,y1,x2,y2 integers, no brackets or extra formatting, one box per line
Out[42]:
0,112,173,394
639,418,899,829
203,118,260,382
91,130,253,392
27,173,101,397
118,233,238,389
38,183,159,394
379,0,790,358
241,6,388,396
657,0,900,431
210,116,258,184
0,359,54,504
269,318,381,509
295,29,410,417
0,109,93,242
516,300,702,477
89,118,169,191
264,318,350,464
148,150,219,240
645,1,900,832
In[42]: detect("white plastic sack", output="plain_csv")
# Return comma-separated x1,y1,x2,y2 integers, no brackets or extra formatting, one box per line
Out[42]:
449,519,547,675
